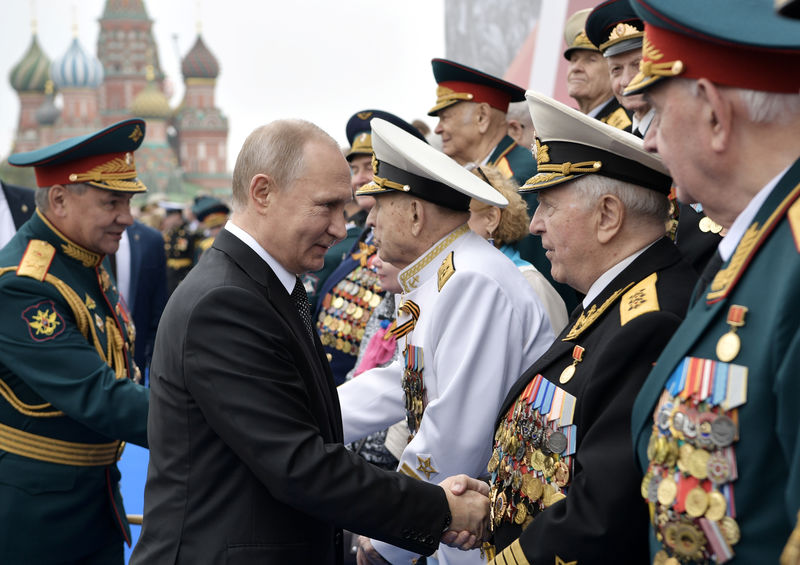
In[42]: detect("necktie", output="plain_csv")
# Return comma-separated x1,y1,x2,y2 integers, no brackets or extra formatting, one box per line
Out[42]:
291,276,315,342
632,127,642,139
693,250,723,304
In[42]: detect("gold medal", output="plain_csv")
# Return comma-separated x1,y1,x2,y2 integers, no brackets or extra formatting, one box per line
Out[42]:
720,516,740,545
657,475,678,507
523,475,543,501
559,345,584,384
545,491,565,507
487,452,500,473
641,470,653,499
332,296,344,309
684,487,709,518
532,449,546,471
677,443,694,473
716,331,741,363
716,305,748,362
698,216,712,232
370,294,381,308
705,490,727,521
554,460,570,487
353,307,363,320
514,501,528,525
688,449,710,480
559,365,576,384
653,550,668,565
342,341,352,354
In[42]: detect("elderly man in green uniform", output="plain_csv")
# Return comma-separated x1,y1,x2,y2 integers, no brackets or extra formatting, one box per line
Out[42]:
0,119,150,564
428,57,578,310
624,0,800,563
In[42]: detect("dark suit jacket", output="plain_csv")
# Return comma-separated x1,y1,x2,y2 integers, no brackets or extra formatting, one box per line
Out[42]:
491,238,696,564
131,229,449,565
2,181,35,229
125,221,168,374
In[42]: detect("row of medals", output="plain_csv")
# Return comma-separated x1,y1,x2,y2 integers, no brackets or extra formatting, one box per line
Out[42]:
643,390,740,564
487,394,571,531
317,266,383,355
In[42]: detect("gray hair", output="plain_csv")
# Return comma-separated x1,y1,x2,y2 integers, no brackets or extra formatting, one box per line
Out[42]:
231,119,339,210
506,101,533,126
677,78,800,124
35,183,88,211
571,173,670,224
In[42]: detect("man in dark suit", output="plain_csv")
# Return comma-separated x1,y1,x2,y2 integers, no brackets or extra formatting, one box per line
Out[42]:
0,180,35,248
130,119,489,565
121,221,168,379
487,93,697,565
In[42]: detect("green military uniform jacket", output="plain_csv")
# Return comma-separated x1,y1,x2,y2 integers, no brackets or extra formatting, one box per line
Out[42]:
631,158,800,564
488,135,579,310
0,210,149,564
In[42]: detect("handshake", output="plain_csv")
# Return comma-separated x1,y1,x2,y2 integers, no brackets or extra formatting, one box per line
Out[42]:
356,474,490,565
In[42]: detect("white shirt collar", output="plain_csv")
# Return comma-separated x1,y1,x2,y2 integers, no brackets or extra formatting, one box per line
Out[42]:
0,183,16,249
224,220,295,294
582,240,656,309
633,108,655,136
718,165,789,262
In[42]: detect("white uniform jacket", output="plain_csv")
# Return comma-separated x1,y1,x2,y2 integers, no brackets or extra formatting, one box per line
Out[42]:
338,225,555,564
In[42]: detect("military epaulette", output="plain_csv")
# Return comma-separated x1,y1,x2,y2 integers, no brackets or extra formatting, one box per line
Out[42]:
709,181,800,302
601,107,633,131
620,272,660,326
786,196,800,253
494,157,514,180
198,236,214,253
438,251,456,291
17,240,56,282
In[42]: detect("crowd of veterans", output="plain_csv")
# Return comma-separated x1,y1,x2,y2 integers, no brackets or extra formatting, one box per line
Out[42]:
0,0,799,564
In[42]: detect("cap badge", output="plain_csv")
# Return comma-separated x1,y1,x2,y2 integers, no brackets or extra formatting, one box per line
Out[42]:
128,124,143,143
356,112,373,120
608,23,640,42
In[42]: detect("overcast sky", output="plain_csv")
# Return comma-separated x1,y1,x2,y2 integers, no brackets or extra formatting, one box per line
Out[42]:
1,0,446,164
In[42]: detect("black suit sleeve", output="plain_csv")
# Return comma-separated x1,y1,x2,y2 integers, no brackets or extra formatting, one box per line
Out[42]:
183,284,448,555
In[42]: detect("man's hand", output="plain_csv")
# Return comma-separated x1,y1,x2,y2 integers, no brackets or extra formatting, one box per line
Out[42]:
439,474,490,550
355,536,390,565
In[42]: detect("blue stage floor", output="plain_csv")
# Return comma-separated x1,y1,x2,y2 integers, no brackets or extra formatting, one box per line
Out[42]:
118,443,149,563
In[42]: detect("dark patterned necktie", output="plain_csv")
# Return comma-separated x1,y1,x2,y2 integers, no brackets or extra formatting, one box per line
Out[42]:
291,276,315,342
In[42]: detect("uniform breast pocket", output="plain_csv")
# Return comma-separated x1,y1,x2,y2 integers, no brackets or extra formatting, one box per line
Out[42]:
226,542,312,565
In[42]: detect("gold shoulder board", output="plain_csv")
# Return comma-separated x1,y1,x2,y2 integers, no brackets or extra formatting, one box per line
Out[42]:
787,197,800,252
438,251,456,292
494,157,514,180
602,107,633,131
17,240,56,282
620,272,660,326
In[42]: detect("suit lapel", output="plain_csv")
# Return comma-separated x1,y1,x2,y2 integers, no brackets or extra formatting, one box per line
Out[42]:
213,229,342,439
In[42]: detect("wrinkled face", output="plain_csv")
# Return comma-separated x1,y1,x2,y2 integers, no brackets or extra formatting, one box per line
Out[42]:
608,49,649,115
366,192,416,269
643,80,705,206
530,183,597,293
263,141,352,274
59,185,134,255
372,254,402,294
349,154,373,195
567,50,612,106
434,102,479,164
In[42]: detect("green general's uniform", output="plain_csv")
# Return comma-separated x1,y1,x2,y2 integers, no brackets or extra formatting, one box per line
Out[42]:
624,1,800,562
632,158,800,565
0,118,150,564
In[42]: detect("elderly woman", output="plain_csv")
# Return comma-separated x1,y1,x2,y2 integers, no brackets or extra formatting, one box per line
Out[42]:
469,166,569,333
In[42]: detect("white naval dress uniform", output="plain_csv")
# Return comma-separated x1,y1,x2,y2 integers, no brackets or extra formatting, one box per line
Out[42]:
338,225,555,564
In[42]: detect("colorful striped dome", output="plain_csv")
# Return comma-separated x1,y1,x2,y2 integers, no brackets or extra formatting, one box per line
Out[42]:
181,35,219,79
9,34,51,93
51,37,104,89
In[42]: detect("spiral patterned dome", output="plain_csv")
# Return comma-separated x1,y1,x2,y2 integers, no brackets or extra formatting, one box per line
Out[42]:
181,35,219,79
51,37,104,89
36,81,60,125
9,35,51,93
130,69,172,119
